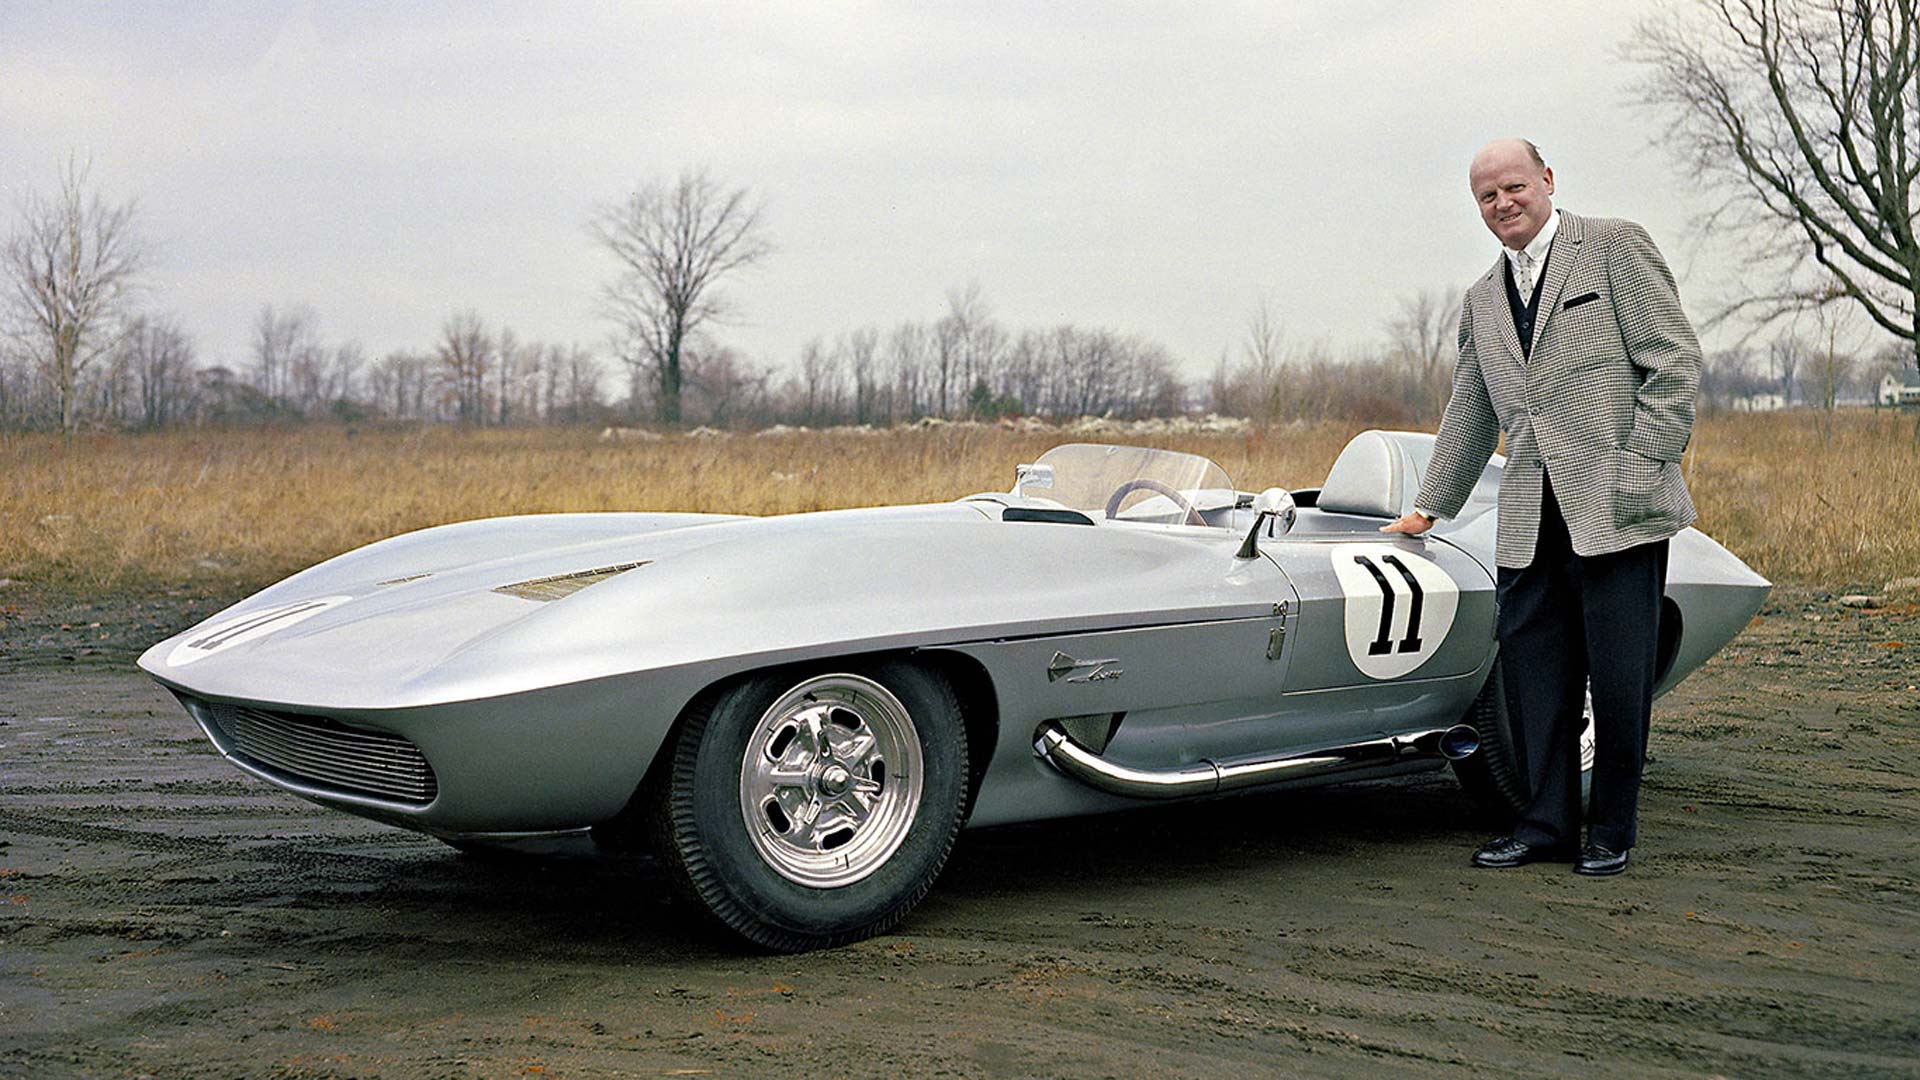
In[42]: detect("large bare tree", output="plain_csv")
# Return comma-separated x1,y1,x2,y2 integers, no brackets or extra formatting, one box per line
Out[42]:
1,159,145,433
1627,0,1920,371
591,170,771,426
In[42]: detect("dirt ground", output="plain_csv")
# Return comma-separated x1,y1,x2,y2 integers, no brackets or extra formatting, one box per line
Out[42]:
1,586,1916,1079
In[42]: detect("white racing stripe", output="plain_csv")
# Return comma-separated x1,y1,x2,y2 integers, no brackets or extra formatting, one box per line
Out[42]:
165,595,353,667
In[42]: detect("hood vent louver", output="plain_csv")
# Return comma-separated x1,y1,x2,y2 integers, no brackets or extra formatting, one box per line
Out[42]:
494,561,650,602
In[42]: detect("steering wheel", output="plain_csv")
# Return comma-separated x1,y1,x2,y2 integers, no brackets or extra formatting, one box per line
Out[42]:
1103,478,1206,527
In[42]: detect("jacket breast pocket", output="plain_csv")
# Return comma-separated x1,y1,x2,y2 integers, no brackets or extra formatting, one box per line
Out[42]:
1562,291,1602,310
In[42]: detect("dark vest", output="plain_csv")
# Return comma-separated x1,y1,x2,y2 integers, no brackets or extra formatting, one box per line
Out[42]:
1503,248,1551,357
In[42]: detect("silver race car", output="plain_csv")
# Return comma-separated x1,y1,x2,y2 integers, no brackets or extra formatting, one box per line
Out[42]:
140,431,1769,950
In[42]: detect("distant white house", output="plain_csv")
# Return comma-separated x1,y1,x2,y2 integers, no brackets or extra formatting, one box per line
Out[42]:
1732,392,1787,412
1879,373,1920,408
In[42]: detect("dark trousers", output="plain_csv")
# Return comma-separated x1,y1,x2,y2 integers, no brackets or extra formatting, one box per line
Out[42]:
1498,476,1669,851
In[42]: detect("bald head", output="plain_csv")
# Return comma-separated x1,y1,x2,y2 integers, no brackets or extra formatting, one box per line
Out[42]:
1470,138,1555,250
1474,137,1546,173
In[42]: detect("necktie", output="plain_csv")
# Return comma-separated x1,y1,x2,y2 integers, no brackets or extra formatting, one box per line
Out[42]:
1514,249,1537,296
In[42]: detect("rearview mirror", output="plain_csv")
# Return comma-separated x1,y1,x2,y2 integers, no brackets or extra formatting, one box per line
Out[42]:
1236,488,1297,559
1014,463,1055,493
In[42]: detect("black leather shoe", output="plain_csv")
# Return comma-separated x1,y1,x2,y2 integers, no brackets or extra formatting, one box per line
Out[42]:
1574,843,1630,876
1471,836,1575,868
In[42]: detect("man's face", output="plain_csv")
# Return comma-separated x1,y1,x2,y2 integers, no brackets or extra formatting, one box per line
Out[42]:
1470,144,1554,250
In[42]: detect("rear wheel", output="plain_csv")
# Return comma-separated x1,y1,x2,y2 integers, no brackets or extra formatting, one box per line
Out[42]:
1452,660,1594,819
650,661,968,952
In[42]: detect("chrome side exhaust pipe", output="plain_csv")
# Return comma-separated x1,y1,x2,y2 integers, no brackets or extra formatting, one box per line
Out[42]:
1033,721,1479,800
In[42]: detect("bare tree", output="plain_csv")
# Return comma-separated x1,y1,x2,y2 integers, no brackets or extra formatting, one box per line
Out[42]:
845,326,881,424
793,337,843,426
495,326,523,425
887,321,930,420
327,342,365,415
685,346,769,428
437,310,492,424
251,303,321,408
1383,287,1463,416
367,350,434,421
1,158,145,433
1627,0,1920,371
930,311,963,418
550,345,604,424
1228,299,1291,422
940,282,1003,415
591,170,771,426
1810,294,1859,413
121,314,197,429
1698,346,1770,410
1768,333,1806,402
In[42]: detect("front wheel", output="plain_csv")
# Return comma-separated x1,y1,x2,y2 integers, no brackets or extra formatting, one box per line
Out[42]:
1451,660,1594,819
650,661,969,952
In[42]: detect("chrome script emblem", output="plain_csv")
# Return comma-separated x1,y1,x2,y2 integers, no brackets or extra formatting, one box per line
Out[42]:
1047,651,1123,684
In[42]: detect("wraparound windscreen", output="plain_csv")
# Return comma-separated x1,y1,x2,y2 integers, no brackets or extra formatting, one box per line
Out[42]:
1016,443,1235,525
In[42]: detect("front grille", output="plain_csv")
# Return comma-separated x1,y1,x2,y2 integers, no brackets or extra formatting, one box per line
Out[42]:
201,703,438,806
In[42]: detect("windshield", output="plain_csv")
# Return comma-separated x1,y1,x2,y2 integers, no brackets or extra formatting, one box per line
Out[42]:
1013,443,1236,526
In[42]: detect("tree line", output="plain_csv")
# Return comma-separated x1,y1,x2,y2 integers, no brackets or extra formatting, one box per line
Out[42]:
0,159,1468,432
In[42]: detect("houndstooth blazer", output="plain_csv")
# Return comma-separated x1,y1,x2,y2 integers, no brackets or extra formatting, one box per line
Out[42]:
1416,211,1701,568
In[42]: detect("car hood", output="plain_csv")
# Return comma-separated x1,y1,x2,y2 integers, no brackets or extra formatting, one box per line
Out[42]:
141,503,1283,710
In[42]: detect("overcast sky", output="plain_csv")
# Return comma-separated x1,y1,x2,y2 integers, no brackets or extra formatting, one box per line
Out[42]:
0,1,1739,378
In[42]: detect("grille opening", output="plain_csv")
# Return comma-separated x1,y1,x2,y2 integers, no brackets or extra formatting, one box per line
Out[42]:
198,702,437,807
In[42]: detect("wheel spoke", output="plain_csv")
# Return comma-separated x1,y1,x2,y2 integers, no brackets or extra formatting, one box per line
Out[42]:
771,785,810,822
765,760,812,786
837,731,877,768
809,804,859,844
836,790,875,826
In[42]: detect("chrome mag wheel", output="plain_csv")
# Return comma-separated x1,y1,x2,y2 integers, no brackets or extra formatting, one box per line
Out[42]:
738,674,925,888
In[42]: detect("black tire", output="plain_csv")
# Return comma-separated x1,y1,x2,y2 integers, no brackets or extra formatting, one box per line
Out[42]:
1451,658,1593,820
649,660,969,952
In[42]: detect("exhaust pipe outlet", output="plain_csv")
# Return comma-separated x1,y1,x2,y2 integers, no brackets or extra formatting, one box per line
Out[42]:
1034,721,1480,800
1436,723,1479,761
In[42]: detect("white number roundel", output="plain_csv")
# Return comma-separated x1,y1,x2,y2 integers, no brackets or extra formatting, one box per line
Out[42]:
1330,544,1458,680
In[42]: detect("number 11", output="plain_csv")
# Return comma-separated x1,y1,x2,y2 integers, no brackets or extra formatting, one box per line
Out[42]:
1355,554,1424,656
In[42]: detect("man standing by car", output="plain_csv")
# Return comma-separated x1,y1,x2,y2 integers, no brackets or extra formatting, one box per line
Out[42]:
1381,138,1701,876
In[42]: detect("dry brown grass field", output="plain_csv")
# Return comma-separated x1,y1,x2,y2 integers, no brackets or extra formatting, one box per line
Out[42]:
1,411,1915,598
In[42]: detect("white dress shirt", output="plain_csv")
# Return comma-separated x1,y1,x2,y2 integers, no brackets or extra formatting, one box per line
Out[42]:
1504,209,1560,296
